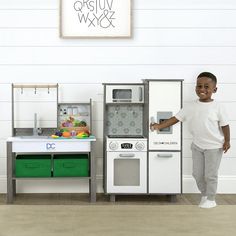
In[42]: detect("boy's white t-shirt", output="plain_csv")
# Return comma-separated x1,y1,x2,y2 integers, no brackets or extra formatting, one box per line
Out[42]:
175,100,229,149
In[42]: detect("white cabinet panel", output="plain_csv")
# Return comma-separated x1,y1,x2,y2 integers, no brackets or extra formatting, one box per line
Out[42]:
149,152,181,194
148,81,181,150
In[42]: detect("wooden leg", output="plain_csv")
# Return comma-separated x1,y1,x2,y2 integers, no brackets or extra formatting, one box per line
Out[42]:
167,195,177,203
110,194,116,202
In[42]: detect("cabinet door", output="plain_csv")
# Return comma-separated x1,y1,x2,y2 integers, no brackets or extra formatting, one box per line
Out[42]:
148,152,181,194
149,81,181,150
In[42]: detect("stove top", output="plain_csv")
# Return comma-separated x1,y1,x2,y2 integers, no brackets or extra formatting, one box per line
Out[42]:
106,135,147,151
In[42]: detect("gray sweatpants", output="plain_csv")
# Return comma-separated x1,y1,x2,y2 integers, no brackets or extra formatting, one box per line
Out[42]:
191,143,223,200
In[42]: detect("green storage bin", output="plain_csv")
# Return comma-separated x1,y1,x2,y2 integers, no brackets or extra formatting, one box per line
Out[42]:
53,154,89,177
15,155,51,177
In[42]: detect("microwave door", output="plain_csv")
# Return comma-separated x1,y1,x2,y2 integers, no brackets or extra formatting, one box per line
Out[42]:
112,89,132,102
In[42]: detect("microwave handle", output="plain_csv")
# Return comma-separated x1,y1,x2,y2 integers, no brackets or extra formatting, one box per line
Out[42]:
139,87,143,102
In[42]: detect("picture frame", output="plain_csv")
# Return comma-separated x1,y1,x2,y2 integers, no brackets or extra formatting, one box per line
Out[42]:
59,0,132,38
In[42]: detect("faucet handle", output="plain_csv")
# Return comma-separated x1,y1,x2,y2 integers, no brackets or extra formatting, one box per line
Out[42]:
37,128,42,135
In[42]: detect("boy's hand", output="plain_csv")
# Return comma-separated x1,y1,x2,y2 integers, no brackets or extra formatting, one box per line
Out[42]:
150,123,159,132
223,141,230,153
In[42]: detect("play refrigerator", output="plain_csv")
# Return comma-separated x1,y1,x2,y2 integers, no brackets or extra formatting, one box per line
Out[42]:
144,80,183,199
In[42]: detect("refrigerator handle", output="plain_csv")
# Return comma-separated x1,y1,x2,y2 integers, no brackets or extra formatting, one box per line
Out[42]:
157,154,173,158
148,116,160,134
150,116,156,132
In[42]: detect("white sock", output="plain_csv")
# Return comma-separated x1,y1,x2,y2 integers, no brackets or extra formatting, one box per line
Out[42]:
199,200,217,209
198,196,207,206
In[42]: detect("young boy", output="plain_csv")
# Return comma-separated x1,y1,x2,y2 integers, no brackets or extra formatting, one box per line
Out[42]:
150,72,230,208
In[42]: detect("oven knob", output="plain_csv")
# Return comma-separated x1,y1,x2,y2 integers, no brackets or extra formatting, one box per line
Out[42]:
135,142,145,151
109,141,118,151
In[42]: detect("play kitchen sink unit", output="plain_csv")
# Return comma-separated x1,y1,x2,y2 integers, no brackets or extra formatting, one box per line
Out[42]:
103,80,183,202
6,84,96,203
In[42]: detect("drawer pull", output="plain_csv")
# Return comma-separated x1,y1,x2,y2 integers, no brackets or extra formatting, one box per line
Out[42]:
157,154,173,158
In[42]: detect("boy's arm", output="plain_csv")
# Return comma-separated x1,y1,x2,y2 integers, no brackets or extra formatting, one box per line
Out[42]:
150,116,179,131
222,125,230,153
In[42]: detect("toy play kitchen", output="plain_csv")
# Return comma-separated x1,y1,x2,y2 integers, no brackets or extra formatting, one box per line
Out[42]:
103,83,147,201
103,81,183,202
6,84,96,203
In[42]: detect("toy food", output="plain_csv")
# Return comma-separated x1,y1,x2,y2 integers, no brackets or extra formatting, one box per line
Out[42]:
55,130,63,137
62,131,71,138
78,121,87,127
51,135,59,139
76,131,89,138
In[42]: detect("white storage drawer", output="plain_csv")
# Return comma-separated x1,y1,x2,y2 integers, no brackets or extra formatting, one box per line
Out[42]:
148,152,181,194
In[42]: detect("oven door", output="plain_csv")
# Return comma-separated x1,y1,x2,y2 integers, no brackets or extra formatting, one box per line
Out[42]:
106,152,147,193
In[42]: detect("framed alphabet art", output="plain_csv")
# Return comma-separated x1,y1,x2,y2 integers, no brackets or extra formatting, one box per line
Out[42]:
60,0,131,38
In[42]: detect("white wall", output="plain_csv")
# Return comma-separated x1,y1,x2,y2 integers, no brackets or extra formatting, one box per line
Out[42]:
0,0,236,193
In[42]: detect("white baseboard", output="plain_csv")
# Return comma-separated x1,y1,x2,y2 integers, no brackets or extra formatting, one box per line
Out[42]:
1,175,236,194
183,175,236,194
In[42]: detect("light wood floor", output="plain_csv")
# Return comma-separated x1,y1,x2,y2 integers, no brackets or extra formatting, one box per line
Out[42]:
1,193,236,205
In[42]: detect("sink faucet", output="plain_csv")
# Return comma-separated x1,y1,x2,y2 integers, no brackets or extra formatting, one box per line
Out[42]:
33,113,42,136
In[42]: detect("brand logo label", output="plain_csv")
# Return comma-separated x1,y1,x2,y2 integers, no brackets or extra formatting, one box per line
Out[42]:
153,141,178,145
46,143,56,150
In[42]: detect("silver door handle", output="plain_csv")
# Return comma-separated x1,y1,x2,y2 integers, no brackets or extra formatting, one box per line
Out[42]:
139,87,143,101
157,154,173,158
119,154,135,158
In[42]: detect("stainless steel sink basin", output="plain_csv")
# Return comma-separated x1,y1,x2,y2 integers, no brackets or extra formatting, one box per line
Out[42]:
19,136,50,139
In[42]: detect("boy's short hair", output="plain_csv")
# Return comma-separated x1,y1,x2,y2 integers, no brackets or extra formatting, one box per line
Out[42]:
197,72,217,85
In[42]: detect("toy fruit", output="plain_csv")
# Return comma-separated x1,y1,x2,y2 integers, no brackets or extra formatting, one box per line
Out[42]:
62,131,71,138
51,135,59,139
76,132,89,138
78,121,87,127
55,130,62,137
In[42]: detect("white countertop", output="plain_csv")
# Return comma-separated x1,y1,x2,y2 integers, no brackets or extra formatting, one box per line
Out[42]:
7,135,96,142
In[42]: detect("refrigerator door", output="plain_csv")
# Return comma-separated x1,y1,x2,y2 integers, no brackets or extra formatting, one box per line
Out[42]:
148,152,181,194
149,81,182,150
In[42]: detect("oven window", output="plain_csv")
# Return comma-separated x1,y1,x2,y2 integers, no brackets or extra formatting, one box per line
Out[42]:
114,159,140,186
112,89,132,100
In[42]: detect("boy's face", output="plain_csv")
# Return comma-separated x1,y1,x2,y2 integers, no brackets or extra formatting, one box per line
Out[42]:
195,77,217,102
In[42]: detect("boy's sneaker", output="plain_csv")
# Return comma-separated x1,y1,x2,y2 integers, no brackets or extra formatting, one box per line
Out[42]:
198,196,207,207
199,200,217,209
